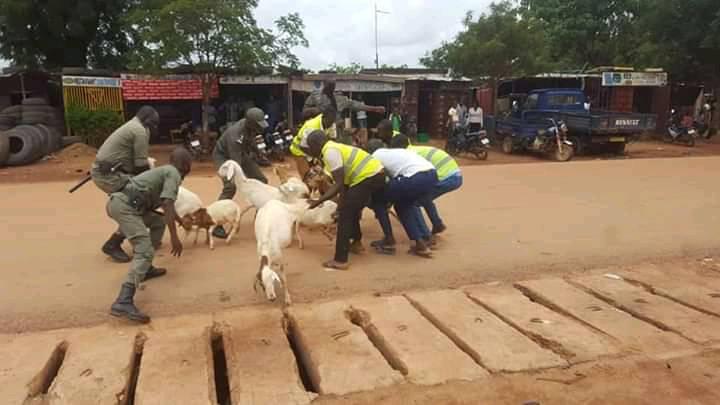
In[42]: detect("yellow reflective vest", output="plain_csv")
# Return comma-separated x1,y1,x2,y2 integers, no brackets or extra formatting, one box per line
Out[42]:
290,114,334,157
409,145,459,181
322,141,383,187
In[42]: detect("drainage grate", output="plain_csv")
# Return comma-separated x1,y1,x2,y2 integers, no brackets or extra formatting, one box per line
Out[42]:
211,330,232,405
284,316,319,394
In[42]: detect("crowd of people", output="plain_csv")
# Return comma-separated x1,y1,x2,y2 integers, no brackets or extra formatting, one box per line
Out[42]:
88,79,464,323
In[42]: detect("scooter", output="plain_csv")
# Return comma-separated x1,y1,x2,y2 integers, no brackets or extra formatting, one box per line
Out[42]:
445,122,491,160
665,109,696,146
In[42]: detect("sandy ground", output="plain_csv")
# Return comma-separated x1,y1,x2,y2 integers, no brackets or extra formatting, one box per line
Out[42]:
1,155,720,334
2,137,720,184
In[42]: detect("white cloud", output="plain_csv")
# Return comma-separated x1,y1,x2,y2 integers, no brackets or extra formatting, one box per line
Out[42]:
254,0,492,71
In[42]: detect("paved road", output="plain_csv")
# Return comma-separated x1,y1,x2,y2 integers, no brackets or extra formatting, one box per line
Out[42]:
1,156,719,333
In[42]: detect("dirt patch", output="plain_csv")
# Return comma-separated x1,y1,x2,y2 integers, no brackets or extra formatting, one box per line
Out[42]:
55,143,98,161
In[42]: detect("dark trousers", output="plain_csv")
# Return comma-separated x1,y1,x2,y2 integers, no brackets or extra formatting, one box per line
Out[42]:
417,173,463,236
372,170,437,242
217,157,268,200
335,173,386,263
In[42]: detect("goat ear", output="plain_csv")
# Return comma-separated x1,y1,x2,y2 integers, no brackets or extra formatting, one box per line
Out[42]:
225,162,235,181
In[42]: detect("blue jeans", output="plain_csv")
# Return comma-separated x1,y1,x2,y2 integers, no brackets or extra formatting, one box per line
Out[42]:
417,173,463,237
372,170,437,242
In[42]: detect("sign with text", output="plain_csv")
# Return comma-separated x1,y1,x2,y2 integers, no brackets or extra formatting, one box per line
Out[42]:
62,76,121,88
602,72,668,87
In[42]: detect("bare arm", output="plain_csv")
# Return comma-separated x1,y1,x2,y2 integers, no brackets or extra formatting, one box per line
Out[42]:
163,199,183,257
309,168,344,208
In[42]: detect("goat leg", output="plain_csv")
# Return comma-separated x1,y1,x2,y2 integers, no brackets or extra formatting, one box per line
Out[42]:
280,264,291,307
294,221,304,250
209,226,215,250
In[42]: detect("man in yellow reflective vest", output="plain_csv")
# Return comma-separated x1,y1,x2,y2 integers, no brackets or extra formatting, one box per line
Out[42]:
391,134,463,237
307,130,385,270
290,107,337,178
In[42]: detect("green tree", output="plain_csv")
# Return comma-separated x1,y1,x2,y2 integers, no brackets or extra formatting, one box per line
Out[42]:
128,0,308,131
421,2,553,80
520,0,640,68
0,0,137,69
635,0,720,85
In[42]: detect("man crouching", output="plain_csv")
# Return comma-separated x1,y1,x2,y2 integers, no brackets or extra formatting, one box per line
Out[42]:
108,147,192,323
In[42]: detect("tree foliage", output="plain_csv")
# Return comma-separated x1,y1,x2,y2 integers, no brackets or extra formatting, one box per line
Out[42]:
421,2,553,80
424,0,720,85
520,0,640,68
127,0,307,74
0,0,137,69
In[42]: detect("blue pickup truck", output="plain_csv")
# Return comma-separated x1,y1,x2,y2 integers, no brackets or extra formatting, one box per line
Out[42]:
495,88,657,156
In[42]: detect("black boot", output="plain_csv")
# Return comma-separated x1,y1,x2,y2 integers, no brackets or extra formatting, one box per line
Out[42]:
212,226,228,239
102,232,131,263
143,266,167,282
110,283,150,323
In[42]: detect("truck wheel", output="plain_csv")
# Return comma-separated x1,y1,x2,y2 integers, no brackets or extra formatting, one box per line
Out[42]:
501,136,514,154
570,136,584,155
607,143,626,155
553,144,574,162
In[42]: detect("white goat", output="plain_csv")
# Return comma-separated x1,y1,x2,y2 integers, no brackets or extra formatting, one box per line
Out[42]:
217,160,309,225
297,200,338,241
253,199,309,304
175,186,204,240
191,200,242,249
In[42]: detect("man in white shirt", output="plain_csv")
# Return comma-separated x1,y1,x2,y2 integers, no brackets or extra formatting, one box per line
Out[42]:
468,102,484,132
367,139,437,257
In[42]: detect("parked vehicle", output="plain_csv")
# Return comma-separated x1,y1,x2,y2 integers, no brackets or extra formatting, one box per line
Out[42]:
179,121,203,160
495,88,657,155
501,118,574,161
665,109,696,146
445,122,490,160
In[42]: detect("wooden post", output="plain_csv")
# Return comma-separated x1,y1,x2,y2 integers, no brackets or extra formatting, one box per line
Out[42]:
287,76,294,127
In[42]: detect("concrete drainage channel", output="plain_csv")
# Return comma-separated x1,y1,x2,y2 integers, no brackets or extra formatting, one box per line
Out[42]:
5,270,720,404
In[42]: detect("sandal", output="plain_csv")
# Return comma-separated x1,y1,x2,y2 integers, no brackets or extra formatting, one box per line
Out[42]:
323,260,349,271
349,241,366,254
408,246,433,258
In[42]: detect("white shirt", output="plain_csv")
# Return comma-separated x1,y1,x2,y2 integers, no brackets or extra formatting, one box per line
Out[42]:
448,107,459,123
468,107,484,125
372,148,434,178
356,110,367,120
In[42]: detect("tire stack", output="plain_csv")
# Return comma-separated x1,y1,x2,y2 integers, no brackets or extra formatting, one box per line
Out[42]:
0,98,65,167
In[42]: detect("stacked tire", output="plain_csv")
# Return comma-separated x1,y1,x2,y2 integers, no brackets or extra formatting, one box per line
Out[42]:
0,125,62,166
0,98,65,167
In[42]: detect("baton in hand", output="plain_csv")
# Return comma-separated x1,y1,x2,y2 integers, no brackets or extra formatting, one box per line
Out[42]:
68,173,92,193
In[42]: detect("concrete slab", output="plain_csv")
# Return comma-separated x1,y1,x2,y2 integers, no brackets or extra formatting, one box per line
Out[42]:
218,308,315,405
406,289,566,372
135,314,215,405
618,266,720,317
288,300,403,396
571,275,720,344
465,284,620,363
0,331,64,404
48,325,136,405
349,296,487,385
518,278,695,357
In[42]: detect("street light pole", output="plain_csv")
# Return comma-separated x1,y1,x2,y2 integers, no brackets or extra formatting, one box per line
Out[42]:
374,3,389,70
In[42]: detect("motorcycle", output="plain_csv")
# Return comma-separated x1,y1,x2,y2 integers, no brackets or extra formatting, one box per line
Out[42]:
180,121,203,160
253,133,272,167
445,122,491,160
665,109,696,147
528,118,574,161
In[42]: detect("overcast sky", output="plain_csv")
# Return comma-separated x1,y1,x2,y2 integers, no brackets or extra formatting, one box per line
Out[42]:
254,0,493,71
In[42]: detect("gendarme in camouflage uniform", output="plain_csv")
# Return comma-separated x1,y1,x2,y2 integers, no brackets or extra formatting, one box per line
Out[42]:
108,147,191,324
92,107,158,263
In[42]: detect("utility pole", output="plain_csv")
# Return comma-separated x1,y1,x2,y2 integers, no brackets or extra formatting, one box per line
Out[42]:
374,3,389,70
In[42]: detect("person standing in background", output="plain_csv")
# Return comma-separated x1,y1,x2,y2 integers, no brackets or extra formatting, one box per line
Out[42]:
456,98,468,126
468,101,484,132
447,101,459,137
390,104,402,134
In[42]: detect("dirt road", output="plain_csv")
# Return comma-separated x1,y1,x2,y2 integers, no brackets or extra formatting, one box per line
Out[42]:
1,156,720,334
